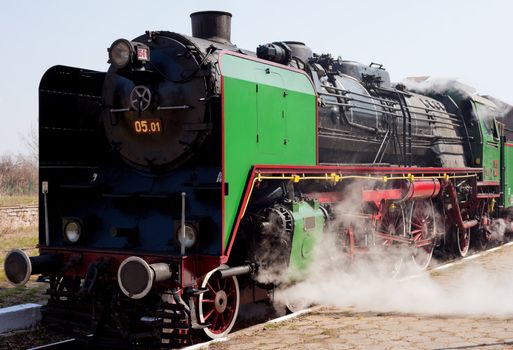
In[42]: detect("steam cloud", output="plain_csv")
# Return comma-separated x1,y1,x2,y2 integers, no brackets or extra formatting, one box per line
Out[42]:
401,76,513,117
261,188,513,317
401,77,476,98
274,234,513,317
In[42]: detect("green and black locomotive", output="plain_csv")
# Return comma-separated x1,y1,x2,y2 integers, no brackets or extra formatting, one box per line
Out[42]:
4,11,513,347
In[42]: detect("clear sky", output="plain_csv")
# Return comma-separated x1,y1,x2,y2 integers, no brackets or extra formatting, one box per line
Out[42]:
1,0,512,155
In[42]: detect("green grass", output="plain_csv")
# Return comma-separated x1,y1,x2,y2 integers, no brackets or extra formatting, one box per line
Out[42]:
0,285,46,307
0,226,38,282
263,322,281,331
0,225,46,308
0,196,37,207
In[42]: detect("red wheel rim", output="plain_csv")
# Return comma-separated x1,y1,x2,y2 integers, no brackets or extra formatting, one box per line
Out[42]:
410,200,435,270
377,204,405,246
340,226,355,260
198,268,239,338
457,227,470,257
376,204,406,277
476,201,492,249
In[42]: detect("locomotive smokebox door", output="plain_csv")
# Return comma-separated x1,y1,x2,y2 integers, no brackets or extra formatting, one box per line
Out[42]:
102,33,210,171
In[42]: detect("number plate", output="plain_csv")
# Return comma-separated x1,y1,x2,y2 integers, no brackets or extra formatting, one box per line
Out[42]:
133,119,162,134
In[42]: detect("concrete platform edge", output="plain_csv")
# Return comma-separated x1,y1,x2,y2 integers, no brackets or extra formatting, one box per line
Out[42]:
0,303,42,333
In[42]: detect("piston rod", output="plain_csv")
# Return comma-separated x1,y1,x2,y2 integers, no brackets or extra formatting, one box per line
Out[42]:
215,265,254,279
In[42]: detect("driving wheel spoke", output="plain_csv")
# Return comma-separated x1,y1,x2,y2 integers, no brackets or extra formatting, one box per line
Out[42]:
197,266,240,339
410,200,436,270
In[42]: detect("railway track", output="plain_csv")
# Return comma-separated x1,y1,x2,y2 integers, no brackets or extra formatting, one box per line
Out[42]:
27,339,77,350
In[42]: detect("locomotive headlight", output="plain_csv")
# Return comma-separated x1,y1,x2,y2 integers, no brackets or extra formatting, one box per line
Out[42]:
108,39,133,69
64,221,82,244
176,224,198,249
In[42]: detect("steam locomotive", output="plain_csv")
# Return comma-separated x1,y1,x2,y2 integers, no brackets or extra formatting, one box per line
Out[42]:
4,11,513,348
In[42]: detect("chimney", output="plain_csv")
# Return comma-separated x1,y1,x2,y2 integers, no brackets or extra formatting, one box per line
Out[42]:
190,11,232,45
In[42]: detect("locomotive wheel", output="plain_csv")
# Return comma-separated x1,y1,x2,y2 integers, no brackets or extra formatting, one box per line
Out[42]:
473,220,491,250
198,266,240,339
376,203,406,277
473,201,492,250
409,200,436,270
454,226,471,257
339,226,355,262
377,204,406,246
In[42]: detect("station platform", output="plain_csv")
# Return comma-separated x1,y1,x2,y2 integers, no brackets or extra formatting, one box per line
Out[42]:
206,243,513,350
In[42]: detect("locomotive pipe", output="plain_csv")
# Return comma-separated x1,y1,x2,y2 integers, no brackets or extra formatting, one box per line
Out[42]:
181,192,186,255
4,249,61,286
117,256,172,299
215,265,254,279
42,181,50,246
401,179,441,201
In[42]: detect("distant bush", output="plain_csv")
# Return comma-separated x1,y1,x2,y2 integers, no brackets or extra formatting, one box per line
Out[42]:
0,154,38,196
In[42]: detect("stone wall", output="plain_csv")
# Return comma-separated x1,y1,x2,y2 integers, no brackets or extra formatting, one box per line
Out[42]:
0,206,38,230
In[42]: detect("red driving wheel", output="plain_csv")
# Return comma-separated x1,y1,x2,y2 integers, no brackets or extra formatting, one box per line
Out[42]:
198,266,240,339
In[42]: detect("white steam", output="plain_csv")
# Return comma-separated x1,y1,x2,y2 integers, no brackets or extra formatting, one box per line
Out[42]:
275,234,513,316
255,180,380,285
401,77,513,117
490,218,507,241
401,77,476,98
269,188,513,317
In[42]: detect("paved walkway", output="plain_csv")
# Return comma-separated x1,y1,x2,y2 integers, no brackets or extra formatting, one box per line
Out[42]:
207,243,513,350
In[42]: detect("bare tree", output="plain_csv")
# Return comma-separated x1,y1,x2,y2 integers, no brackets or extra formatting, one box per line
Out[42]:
0,154,37,195
21,122,38,164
